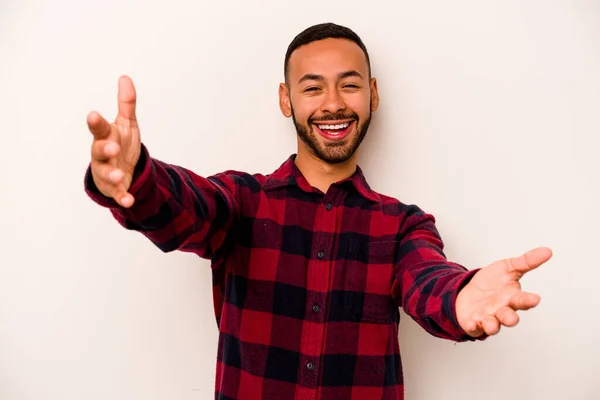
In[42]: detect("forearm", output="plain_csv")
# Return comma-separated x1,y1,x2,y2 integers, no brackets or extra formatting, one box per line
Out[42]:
84,143,238,259
392,206,481,342
394,257,480,341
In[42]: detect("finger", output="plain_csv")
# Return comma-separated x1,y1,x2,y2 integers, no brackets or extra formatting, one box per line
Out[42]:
91,164,134,208
463,319,485,338
112,183,135,208
508,247,553,275
91,140,120,162
93,162,126,185
118,75,137,121
482,316,501,336
119,192,135,208
509,291,541,311
87,111,112,140
496,306,520,327
107,179,134,208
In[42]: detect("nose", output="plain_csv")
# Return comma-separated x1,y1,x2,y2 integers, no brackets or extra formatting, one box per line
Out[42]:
320,88,346,114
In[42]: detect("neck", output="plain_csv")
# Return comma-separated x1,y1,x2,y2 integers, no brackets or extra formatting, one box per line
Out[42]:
294,142,358,193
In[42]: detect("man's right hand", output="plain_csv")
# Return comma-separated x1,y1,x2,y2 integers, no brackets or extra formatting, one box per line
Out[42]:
87,75,142,208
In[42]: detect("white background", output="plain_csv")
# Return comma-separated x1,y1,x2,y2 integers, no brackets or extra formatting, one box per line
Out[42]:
1,0,599,399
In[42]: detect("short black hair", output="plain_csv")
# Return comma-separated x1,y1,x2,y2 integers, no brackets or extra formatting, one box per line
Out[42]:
284,22,371,83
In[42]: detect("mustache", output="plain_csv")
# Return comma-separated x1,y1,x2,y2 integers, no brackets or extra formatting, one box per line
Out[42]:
309,113,358,124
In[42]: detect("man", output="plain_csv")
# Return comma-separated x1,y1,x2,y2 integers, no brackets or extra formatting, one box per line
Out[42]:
84,23,551,400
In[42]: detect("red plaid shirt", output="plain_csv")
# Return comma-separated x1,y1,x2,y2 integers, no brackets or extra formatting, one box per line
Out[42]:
85,144,481,400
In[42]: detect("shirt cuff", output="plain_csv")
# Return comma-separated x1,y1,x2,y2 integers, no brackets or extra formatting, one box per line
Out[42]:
443,268,489,342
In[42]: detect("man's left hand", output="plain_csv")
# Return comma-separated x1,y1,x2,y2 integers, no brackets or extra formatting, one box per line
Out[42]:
456,247,553,337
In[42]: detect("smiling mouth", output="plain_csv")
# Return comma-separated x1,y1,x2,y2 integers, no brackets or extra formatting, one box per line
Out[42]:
313,120,355,140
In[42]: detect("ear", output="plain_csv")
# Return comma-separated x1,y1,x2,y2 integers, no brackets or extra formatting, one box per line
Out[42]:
279,82,292,118
370,78,379,112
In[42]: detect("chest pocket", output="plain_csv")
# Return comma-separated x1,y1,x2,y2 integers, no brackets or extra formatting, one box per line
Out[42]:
336,239,398,324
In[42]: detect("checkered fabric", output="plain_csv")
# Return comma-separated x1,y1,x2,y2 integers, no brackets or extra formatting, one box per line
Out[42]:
85,144,481,399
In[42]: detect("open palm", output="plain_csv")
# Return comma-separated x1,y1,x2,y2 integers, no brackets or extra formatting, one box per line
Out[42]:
456,247,552,337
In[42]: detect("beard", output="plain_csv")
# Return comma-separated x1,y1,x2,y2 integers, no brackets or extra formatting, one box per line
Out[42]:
291,106,372,164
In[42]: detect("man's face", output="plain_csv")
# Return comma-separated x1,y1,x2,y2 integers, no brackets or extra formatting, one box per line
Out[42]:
280,38,379,164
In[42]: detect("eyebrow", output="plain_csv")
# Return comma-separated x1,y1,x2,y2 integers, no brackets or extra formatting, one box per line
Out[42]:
297,70,364,84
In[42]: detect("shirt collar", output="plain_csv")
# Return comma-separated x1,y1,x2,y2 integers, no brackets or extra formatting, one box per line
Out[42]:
264,154,380,203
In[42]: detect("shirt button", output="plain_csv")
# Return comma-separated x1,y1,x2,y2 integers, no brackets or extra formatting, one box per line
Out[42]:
325,202,332,211
306,361,315,371
317,251,324,259
312,304,320,313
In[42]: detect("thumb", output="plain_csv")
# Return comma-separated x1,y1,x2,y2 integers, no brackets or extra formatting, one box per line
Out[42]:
508,247,553,275
117,75,137,121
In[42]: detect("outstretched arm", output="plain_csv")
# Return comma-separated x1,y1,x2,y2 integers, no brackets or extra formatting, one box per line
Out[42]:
84,76,240,261
392,205,551,341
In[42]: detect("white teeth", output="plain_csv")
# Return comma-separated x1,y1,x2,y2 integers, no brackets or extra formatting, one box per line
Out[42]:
317,122,350,130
